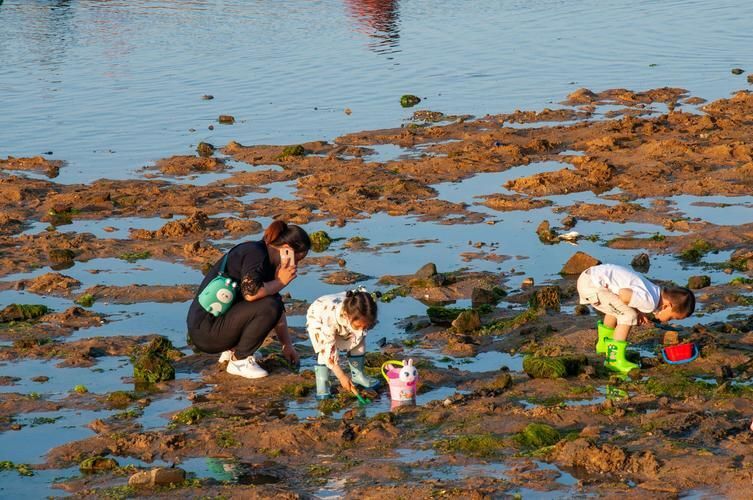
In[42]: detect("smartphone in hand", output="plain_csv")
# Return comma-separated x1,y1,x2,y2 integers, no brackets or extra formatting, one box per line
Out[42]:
281,247,294,268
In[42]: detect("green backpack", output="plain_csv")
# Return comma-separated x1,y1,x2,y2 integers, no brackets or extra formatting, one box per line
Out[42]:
198,249,238,317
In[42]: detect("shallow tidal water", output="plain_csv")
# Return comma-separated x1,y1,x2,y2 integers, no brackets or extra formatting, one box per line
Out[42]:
2,0,753,496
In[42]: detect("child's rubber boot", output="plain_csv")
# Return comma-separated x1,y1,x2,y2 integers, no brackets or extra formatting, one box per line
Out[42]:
314,364,332,400
347,355,381,390
604,339,640,375
595,321,615,355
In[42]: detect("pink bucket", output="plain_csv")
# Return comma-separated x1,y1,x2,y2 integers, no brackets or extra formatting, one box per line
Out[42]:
381,359,418,402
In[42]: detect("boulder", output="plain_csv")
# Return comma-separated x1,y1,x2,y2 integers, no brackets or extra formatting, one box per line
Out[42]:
631,253,651,272
452,310,481,333
560,252,601,275
415,262,438,279
536,220,557,243
687,275,711,290
128,467,186,487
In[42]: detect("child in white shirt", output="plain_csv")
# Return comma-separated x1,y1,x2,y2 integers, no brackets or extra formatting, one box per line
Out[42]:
577,264,695,374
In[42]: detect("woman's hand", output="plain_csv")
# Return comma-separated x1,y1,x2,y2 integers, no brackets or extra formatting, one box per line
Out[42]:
276,262,297,286
282,342,300,367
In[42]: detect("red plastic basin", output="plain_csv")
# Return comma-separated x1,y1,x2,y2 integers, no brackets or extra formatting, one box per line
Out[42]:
663,342,694,362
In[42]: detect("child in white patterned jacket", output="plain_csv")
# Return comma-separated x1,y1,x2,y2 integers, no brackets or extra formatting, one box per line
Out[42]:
307,289,380,399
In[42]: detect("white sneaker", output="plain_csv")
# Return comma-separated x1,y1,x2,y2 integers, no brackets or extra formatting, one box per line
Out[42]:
218,350,233,364
226,355,268,379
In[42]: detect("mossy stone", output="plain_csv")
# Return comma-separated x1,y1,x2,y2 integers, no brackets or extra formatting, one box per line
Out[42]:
309,231,333,252
400,95,421,108
523,355,567,379
75,293,96,307
0,304,50,323
197,142,215,157
529,286,561,312
48,248,75,265
427,306,465,325
687,275,711,289
513,423,561,449
79,456,119,473
131,337,177,384
278,144,306,159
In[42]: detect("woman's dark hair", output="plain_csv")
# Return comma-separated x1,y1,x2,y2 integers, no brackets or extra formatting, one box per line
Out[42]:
343,290,378,330
263,220,311,254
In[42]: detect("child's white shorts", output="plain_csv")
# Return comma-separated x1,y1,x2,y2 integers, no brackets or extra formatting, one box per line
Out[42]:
577,269,638,326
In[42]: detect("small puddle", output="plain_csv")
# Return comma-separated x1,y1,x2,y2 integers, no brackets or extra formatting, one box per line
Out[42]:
0,357,132,397
0,408,112,464
21,216,168,239
178,457,281,485
0,466,79,498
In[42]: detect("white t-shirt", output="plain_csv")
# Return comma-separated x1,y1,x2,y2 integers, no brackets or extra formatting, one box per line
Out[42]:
587,264,661,313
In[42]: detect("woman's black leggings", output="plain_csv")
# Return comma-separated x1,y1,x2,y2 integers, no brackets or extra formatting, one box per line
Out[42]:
189,295,284,359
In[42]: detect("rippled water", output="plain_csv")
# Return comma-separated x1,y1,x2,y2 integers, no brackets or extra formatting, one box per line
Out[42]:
2,0,752,182
1,1,753,495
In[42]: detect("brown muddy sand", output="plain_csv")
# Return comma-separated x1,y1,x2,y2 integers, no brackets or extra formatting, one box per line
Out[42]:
1,87,753,498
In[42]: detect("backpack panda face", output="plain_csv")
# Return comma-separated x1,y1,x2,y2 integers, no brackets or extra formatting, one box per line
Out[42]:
216,288,234,304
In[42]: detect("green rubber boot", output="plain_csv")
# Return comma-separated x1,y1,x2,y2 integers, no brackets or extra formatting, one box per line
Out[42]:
604,339,640,375
314,364,332,400
596,321,615,355
347,354,381,390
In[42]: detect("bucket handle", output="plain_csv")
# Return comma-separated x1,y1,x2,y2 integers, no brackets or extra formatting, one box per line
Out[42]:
381,360,404,382
661,344,699,365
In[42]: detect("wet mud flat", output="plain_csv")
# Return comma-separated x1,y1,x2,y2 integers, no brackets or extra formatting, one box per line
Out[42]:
1,87,753,498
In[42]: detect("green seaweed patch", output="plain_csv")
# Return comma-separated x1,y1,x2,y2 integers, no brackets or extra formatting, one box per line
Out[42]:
118,251,151,262
679,239,715,263
105,391,135,409
112,409,142,420
522,354,587,379
309,230,332,252
216,430,239,448
523,355,567,379
380,285,410,303
130,336,179,384
513,423,561,450
171,407,211,425
642,373,715,398
730,276,753,285
478,307,541,335
75,293,96,307
282,381,315,398
79,456,119,473
0,461,34,477
434,433,504,458
0,304,50,323
277,144,306,160
400,94,421,108
73,384,88,394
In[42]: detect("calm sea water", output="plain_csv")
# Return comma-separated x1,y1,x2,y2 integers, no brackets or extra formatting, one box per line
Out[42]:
1,0,752,182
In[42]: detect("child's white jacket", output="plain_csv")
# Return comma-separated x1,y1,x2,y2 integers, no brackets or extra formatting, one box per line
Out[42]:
306,292,366,369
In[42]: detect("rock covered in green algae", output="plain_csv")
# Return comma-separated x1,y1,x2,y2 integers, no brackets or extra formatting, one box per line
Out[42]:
536,220,557,244
131,337,178,384
278,144,306,160
400,94,421,108
309,230,332,252
687,275,711,289
427,306,466,325
513,423,561,449
523,354,588,379
79,456,119,473
48,248,75,265
529,286,561,312
523,355,567,379
451,309,481,333
0,304,50,323
196,142,215,157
